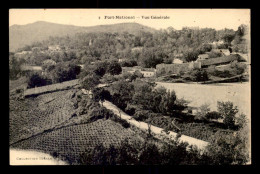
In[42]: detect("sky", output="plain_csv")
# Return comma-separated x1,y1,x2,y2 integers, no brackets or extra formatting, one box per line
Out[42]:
9,9,250,30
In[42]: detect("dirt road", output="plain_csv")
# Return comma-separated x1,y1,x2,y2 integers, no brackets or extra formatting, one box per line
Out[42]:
102,100,209,150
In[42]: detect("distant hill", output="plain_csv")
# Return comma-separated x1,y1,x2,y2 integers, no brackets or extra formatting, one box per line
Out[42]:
9,21,157,52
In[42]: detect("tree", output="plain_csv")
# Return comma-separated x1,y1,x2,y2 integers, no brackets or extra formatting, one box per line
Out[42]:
192,69,209,82
49,62,80,83
132,80,153,101
235,113,247,129
206,128,249,164
205,111,222,120
109,80,134,110
158,90,177,114
107,61,122,75
196,103,210,120
92,88,111,105
80,73,100,91
27,73,47,88
140,48,164,68
217,101,238,129
183,50,199,62
9,55,23,80
198,44,212,54
92,61,108,77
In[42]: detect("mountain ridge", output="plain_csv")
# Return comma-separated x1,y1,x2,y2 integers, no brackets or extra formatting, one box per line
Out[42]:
9,21,157,52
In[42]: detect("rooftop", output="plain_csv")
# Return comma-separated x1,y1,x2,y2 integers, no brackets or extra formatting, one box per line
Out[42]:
198,54,246,66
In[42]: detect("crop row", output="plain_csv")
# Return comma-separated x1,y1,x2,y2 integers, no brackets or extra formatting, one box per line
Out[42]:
10,89,77,144
11,119,143,164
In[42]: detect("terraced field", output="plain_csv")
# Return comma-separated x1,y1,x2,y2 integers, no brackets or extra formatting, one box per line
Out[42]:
11,119,145,164
9,89,78,144
10,86,149,165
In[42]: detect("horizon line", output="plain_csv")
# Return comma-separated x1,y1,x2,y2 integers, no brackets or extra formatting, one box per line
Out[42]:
10,20,246,31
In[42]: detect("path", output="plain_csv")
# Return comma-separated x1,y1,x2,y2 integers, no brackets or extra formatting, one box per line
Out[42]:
102,100,209,150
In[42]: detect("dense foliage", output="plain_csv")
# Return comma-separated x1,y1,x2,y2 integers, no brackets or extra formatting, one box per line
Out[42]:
13,24,248,69
26,61,81,88
9,53,25,80
79,137,207,165
80,124,249,165
27,73,49,88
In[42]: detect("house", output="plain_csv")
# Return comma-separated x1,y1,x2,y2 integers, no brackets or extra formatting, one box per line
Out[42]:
196,54,209,61
211,40,224,48
172,58,183,64
48,45,61,51
118,58,127,62
197,54,246,68
140,68,156,77
122,67,156,78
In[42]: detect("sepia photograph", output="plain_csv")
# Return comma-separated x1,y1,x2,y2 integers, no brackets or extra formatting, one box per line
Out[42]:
9,9,251,165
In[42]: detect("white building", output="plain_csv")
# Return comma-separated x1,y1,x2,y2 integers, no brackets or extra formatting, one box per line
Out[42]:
140,70,156,77
172,58,183,64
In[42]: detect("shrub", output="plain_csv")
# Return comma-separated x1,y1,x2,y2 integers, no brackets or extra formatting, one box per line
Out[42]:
230,62,246,75
206,130,249,165
15,88,23,94
27,73,48,88
173,98,189,111
79,138,199,165
101,74,118,84
80,73,101,90
183,50,199,62
110,115,130,128
235,113,248,129
125,104,138,116
198,44,212,54
210,69,233,78
133,70,144,79
133,110,150,121
107,61,122,75
205,111,222,120
217,43,229,49
49,62,81,83
196,103,210,120
190,69,209,82
119,119,130,128
120,60,137,67
217,101,238,129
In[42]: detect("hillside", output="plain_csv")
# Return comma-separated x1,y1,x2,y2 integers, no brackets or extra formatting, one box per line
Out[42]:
9,21,157,52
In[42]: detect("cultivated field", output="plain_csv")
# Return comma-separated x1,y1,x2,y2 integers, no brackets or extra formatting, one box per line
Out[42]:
11,119,145,164
156,82,251,119
10,89,78,144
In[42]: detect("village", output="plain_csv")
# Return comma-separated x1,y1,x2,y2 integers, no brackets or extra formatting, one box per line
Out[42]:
9,9,251,165
17,42,250,84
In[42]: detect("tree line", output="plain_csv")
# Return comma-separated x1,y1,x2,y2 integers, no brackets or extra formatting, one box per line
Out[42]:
13,24,248,70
